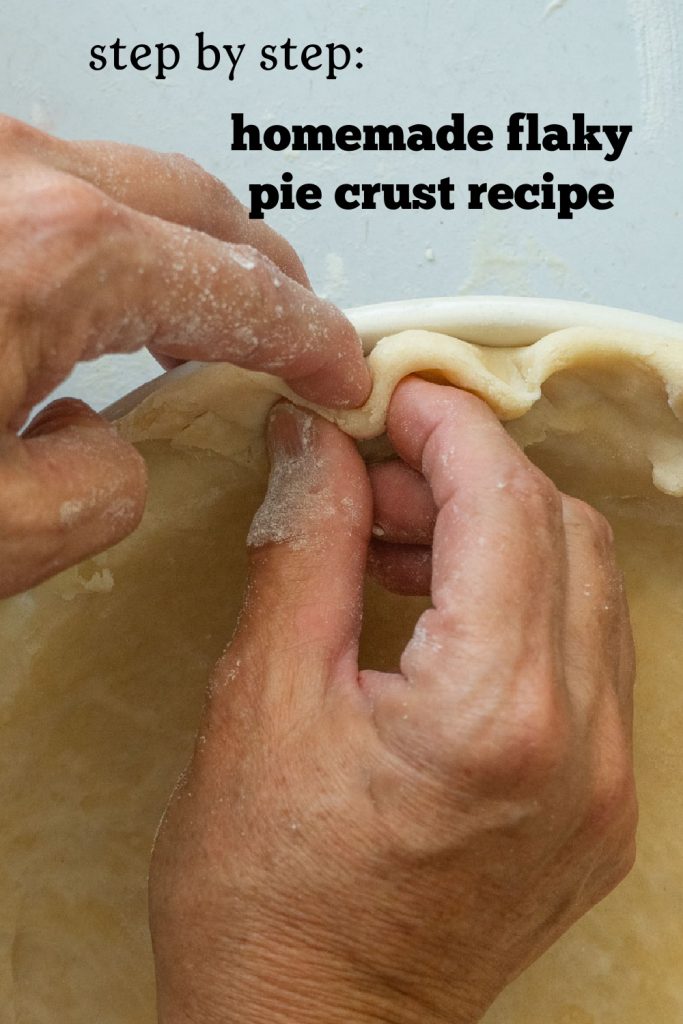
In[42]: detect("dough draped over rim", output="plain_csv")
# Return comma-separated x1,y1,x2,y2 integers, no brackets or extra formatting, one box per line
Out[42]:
1,325,682,1023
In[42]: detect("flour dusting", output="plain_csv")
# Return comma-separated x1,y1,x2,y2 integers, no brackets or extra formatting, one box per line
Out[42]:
247,406,335,550
543,0,569,18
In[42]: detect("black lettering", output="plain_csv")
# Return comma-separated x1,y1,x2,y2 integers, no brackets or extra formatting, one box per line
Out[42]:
279,171,296,210
470,124,494,151
604,126,632,162
326,43,351,79
557,183,588,220
407,124,436,152
438,177,457,210
363,125,405,151
572,113,602,152
468,182,488,209
231,113,261,151
335,125,361,150
335,183,360,210
282,38,297,70
111,38,127,71
412,183,437,210
525,113,542,151
260,44,277,70
222,43,245,81
489,183,514,210
435,113,466,151
514,183,540,210
248,183,279,219
196,32,220,72
507,112,527,151
130,43,152,71
361,182,383,209
589,183,615,210
155,43,180,80
298,183,323,210
263,125,291,151
292,124,335,150
89,44,106,70
542,124,569,152
300,43,323,70
541,172,556,209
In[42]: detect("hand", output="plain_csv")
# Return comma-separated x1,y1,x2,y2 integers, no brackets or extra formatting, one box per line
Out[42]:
0,114,369,597
149,378,637,1024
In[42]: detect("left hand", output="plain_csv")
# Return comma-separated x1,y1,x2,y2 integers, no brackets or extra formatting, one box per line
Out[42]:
0,115,370,597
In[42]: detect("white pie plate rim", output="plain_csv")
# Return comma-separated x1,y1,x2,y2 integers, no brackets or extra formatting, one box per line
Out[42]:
106,295,683,420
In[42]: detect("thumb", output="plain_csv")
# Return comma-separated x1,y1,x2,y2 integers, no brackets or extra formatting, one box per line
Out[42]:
219,403,372,711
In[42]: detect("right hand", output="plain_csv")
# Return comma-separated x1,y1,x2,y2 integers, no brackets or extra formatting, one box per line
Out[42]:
150,378,637,1024
0,114,370,597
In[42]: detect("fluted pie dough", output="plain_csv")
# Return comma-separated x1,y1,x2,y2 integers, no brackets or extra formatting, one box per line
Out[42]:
1,327,682,1023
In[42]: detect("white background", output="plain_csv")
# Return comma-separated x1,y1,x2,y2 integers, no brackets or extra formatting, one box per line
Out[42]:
2,0,681,408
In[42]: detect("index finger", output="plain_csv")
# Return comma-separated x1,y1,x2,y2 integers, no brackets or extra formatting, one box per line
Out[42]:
385,377,567,668
3,117,310,288
1,161,370,413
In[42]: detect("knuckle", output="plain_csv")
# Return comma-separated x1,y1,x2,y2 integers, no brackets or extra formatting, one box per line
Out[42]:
460,685,570,795
31,174,122,238
507,462,561,519
3,174,131,311
165,151,239,226
502,705,568,785
165,151,206,181
201,166,236,209
164,152,218,209
5,172,126,255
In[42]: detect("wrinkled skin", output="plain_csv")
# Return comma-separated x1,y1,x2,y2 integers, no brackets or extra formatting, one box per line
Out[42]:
151,380,637,1024
0,115,636,1024
0,113,369,597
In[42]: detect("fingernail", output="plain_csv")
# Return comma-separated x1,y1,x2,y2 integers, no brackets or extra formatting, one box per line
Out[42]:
23,399,99,439
267,403,315,460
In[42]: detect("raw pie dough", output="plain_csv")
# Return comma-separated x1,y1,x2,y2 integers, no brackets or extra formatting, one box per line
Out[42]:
1,326,683,1023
